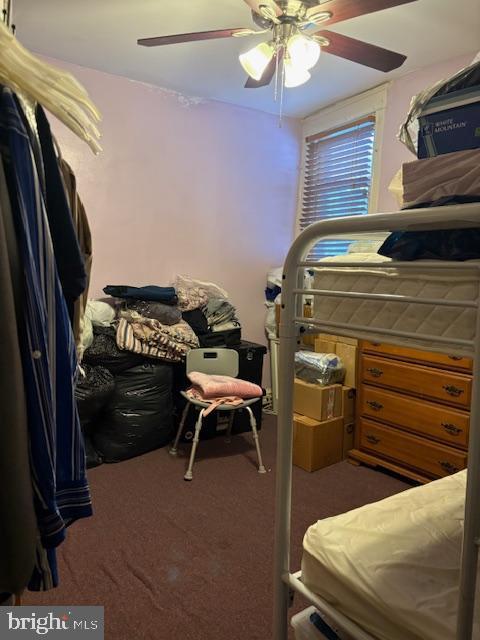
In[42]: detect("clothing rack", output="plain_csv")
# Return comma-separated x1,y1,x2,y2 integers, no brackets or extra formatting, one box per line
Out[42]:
274,202,480,640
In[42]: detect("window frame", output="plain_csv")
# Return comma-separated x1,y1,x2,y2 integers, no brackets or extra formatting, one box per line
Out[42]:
295,83,388,239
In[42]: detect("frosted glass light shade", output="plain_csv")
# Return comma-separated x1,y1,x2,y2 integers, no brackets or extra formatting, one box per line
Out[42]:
284,59,311,88
239,42,274,80
287,34,320,70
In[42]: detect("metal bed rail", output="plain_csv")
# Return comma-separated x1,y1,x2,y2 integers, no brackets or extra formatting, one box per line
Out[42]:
274,203,480,640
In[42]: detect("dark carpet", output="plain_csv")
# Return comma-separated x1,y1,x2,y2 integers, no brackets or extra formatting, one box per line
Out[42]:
25,415,410,639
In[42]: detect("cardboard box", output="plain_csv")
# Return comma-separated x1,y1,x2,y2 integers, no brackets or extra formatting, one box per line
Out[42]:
343,420,355,459
275,303,281,336
314,338,337,354
418,88,480,158
335,342,357,388
302,334,318,348
317,333,358,347
293,414,343,472
293,379,342,421
301,303,319,347
341,386,356,420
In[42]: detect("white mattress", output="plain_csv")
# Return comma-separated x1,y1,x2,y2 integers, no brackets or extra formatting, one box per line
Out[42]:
302,471,480,640
313,253,480,355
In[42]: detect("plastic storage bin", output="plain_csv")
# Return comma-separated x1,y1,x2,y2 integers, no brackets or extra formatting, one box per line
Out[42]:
291,606,346,640
292,608,321,640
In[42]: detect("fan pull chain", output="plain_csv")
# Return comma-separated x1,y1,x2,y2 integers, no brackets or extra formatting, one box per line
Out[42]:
273,42,280,102
278,54,285,128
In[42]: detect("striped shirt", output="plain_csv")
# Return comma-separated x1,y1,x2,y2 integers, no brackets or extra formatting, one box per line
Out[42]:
0,88,92,589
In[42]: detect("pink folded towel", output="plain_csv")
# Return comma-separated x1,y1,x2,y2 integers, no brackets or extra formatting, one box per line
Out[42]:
187,371,263,399
186,388,244,415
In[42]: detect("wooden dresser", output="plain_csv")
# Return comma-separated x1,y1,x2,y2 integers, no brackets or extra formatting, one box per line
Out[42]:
349,341,472,483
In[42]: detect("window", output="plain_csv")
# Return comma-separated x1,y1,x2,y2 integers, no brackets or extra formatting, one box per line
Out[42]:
299,115,376,259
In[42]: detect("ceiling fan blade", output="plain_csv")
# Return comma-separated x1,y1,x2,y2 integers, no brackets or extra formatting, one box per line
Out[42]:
243,0,283,17
317,30,406,71
244,53,278,88
138,28,250,47
310,0,418,27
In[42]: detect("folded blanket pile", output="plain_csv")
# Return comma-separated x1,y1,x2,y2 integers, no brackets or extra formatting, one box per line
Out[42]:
117,313,199,363
187,371,262,399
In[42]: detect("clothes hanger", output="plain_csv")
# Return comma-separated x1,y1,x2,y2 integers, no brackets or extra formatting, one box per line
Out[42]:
0,19,102,153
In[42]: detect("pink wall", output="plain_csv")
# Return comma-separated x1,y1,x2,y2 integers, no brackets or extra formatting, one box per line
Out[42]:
377,52,475,212
47,58,301,356
46,52,475,382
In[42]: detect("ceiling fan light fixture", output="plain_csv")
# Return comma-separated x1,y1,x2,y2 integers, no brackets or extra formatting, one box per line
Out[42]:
283,58,311,88
239,41,274,80
287,33,320,70
306,9,332,25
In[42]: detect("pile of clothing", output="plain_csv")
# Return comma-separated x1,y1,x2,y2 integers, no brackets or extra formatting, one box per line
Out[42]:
204,298,241,332
103,284,199,364
77,276,241,462
81,300,175,463
117,311,199,363
102,276,242,352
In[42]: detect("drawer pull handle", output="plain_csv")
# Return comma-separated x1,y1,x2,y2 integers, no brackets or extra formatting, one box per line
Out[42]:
367,367,383,378
366,400,383,411
441,423,463,436
448,355,463,361
442,384,464,398
366,434,381,445
439,461,460,475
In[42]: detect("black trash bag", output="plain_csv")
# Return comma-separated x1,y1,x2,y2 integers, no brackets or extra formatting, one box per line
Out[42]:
83,325,144,373
84,435,103,469
75,365,115,425
93,362,174,462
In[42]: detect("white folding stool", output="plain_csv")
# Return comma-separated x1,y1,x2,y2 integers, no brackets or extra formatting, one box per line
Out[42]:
169,348,267,481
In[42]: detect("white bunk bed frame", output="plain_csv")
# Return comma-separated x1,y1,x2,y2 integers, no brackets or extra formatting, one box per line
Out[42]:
274,203,480,640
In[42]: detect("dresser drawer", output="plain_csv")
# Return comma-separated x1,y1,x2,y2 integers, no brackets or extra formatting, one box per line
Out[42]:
361,355,471,408
359,419,467,478
360,386,469,448
362,341,472,372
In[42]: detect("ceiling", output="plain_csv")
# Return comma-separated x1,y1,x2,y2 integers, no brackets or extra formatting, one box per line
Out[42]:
13,0,480,118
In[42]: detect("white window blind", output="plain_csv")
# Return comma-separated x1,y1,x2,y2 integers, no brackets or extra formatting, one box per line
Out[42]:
300,115,376,259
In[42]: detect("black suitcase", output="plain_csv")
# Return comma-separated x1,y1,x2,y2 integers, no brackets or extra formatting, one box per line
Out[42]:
173,341,267,440
231,341,266,434
198,328,241,347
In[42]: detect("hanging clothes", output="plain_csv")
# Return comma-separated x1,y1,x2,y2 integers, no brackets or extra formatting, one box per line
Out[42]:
35,104,87,321
0,155,37,595
0,87,92,590
59,156,93,357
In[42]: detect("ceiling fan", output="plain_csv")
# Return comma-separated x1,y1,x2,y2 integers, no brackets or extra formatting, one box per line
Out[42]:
137,0,417,90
